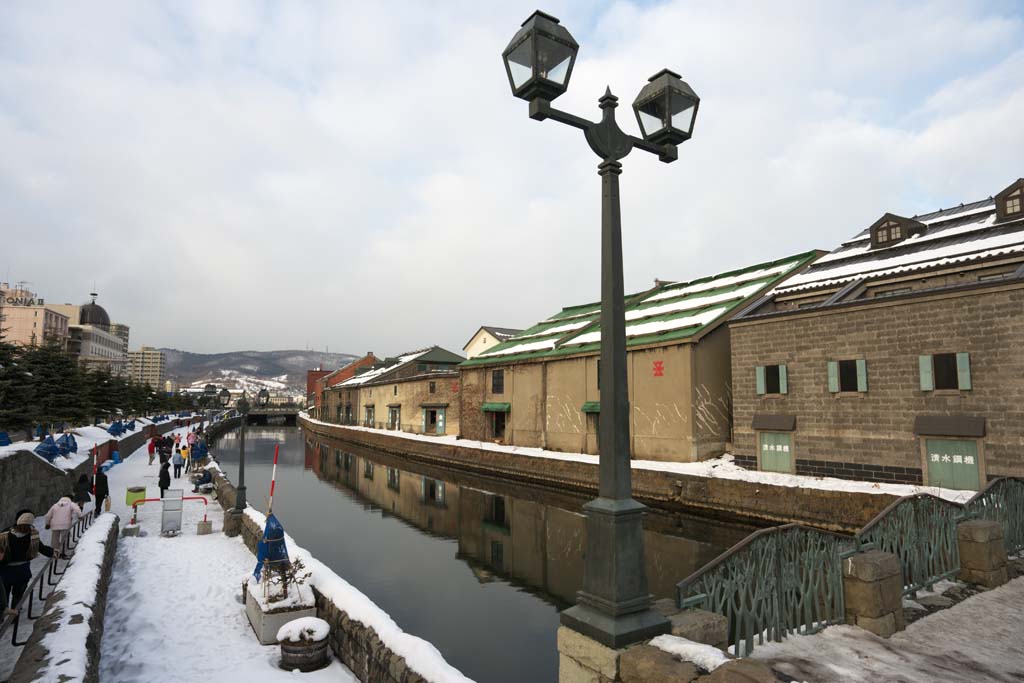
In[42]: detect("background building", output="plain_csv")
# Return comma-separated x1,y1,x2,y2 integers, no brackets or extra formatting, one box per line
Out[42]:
128,346,167,388
730,179,1024,489
50,294,129,375
463,326,523,359
0,283,69,349
459,252,820,462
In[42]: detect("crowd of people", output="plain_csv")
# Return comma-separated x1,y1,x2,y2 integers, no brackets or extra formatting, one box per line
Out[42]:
2,423,214,617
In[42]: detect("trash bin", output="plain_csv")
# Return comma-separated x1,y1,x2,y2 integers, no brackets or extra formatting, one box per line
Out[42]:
126,486,147,508
112,450,122,464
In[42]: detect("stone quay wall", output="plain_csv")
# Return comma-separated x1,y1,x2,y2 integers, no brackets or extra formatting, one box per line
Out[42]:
0,418,187,527
9,513,120,683
207,465,435,683
299,416,900,532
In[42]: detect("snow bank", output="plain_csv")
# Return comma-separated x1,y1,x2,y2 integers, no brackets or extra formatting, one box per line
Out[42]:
277,617,330,643
298,413,976,503
36,513,117,683
650,634,730,672
242,507,474,683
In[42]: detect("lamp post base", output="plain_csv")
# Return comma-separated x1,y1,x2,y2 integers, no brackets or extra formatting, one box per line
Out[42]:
560,603,670,650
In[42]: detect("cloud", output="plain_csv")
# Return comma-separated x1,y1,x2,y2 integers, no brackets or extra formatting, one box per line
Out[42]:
0,1,1021,355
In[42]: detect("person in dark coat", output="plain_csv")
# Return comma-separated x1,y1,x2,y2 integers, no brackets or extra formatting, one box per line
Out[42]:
158,462,171,498
1,511,53,615
73,474,92,509
94,470,110,512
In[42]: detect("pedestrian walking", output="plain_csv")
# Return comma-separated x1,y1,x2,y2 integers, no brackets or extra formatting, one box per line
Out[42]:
172,449,184,479
173,433,182,448
73,474,92,510
147,436,157,465
159,462,171,498
95,470,110,512
0,511,53,616
44,495,82,559
182,444,192,474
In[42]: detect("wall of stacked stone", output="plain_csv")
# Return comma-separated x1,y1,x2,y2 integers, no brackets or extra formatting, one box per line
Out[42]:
9,514,120,683
206,463,432,683
203,416,242,442
299,417,899,532
0,419,183,526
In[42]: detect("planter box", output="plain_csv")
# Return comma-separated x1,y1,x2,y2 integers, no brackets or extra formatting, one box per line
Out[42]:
245,587,315,645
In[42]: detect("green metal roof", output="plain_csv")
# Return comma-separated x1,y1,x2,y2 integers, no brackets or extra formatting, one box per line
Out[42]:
481,402,511,412
462,251,819,367
581,401,601,413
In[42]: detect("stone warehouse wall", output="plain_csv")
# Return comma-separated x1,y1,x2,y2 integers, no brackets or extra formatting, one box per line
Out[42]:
731,285,1024,484
300,417,902,532
9,514,120,683
207,465,433,683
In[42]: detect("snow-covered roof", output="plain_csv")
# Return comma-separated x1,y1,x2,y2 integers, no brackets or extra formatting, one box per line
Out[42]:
773,197,1024,295
335,346,462,387
463,251,819,366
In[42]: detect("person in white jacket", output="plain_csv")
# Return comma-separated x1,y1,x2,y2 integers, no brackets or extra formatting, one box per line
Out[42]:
44,495,82,559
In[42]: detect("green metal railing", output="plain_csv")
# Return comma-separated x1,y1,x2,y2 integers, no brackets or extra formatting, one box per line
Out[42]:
676,524,856,656
674,476,1024,656
964,477,1024,555
855,493,964,595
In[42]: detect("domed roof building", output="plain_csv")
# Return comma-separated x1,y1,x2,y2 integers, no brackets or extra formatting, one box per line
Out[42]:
79,295,111,330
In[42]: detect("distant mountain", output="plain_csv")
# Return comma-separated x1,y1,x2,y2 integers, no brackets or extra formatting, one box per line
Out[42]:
161,348,357,397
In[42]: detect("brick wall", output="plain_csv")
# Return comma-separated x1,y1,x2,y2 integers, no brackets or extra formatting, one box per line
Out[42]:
731,285,1024,484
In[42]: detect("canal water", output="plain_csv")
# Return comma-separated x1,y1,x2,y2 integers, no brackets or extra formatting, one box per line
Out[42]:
212,425,758,683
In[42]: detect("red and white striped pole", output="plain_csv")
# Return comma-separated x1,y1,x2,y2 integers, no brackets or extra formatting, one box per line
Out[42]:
92,444,99,498
267,443,280,514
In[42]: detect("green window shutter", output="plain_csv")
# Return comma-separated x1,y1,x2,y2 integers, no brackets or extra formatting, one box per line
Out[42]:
779,365,788,394
755,366,766,395
827,361,839,393
956,352,972,390
919,355,934,391
856,359,868,392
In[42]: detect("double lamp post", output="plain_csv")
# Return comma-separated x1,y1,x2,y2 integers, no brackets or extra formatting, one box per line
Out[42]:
217,387,271,514
501,11,700,649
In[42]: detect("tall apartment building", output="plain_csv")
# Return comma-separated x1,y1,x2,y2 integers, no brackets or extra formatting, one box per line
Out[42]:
128,346,167,389
0,284,70,349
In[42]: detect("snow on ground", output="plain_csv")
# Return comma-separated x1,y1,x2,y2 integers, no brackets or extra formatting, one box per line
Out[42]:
34,513,118,683
650,634,729,671
750,577,1024,682
299,413,977,503
99,427,355,683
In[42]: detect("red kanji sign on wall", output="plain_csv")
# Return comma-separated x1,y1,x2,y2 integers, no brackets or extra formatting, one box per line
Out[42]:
451,381,459,393
653,361,665,377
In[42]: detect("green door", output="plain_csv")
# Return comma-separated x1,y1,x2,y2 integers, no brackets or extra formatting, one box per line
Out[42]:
437,408,446,435
925,439,980,490
759,432,792,473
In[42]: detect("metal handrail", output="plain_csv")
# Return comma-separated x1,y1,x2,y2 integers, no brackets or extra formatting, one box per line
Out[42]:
674,476,1024,656
676,523,856,656
0,510,96,648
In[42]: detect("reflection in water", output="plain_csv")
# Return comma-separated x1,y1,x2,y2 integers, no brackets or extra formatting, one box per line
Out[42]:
214,426,758,683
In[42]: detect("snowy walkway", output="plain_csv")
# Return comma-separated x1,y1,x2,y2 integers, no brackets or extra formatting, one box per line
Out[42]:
99,427,355,683
750,576,1024,682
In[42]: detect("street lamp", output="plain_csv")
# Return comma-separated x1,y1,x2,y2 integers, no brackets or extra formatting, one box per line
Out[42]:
217,388,231,408
257,388,270,408
502,11,699,649
235,392,250,512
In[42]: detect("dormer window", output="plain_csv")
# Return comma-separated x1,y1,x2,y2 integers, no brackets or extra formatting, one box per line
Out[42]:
868,213,924,249
1007,189,1021,216
995,179,1024,222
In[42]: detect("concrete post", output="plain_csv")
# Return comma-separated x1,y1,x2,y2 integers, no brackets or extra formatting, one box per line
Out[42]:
957,520,1008,588
842,550,905,638
223,508,242,537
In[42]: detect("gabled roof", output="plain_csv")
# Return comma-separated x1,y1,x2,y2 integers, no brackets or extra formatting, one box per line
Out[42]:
772,192,1024,295
463,326,525,351
336,346,464,387
462,251,819,367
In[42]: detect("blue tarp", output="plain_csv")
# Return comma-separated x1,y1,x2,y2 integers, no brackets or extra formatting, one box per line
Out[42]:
66,433,78,453
0,432,11,447
55,433,73,456
253,513,290,582
126,420,136,431
107,420,125,437
34,436,59,462
112,450,121,464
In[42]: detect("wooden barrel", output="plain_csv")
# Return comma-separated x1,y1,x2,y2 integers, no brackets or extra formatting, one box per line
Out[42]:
279,637,330,672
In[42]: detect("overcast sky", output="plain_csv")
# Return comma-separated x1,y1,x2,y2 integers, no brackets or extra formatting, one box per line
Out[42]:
2,1,1022,357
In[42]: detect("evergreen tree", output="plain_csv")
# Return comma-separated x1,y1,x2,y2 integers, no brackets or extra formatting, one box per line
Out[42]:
21,341,88,431
0,331,36,440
